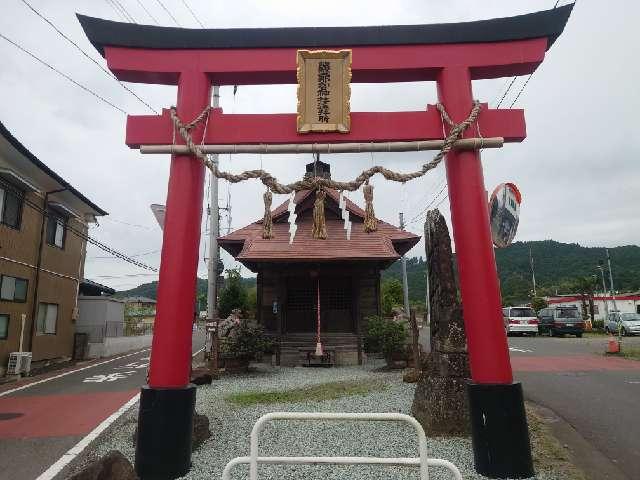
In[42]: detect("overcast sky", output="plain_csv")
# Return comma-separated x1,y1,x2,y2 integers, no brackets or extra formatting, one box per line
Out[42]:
1,0,638,290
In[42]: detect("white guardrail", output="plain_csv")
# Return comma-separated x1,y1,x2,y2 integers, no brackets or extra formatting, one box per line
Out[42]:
221,412,463,480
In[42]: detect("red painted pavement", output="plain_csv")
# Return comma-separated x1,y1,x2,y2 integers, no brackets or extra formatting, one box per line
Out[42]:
0,390,137,438
511,355,640,372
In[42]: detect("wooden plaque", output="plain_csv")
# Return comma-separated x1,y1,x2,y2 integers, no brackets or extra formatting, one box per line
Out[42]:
297,50,351,133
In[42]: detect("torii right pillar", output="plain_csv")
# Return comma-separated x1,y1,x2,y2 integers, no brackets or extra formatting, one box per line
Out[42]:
438,67,533,478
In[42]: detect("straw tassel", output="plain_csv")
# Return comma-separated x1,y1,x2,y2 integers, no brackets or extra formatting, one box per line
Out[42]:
312,188,327,239
363,182,378,232
262,189,274,239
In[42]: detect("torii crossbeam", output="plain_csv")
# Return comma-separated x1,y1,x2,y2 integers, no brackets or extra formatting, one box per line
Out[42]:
79,5,573,479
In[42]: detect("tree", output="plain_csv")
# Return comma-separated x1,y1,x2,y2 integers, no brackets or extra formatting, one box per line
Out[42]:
381,278,404,316
531,296,548,312
218,268,249,318
573,276,598,321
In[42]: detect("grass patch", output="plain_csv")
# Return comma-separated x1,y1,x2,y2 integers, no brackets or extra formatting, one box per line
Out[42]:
526,404,586,480
619,347,640,361
583,330,607,337
225,379,386,407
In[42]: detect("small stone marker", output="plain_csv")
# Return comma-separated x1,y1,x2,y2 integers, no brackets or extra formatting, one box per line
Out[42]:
68,450,137,480
411,209,471,435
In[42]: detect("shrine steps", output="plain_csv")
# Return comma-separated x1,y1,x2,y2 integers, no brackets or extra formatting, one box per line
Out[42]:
273,333,360,367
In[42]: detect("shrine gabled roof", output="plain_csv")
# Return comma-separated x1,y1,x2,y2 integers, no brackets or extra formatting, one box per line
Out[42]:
78,4,573,57
218,189,419,266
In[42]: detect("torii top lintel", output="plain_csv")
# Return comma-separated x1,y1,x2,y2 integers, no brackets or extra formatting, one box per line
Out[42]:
77,5,572,147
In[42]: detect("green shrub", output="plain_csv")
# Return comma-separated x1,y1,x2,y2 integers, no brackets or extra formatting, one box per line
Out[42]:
219,268,249,318
220,318,272,359
363,316,408,358
381,279,403,316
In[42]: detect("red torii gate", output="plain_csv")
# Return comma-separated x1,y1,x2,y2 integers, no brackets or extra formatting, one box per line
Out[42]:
79,5,572,479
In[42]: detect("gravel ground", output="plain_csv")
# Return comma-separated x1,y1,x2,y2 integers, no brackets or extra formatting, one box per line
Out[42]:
76,362,575,480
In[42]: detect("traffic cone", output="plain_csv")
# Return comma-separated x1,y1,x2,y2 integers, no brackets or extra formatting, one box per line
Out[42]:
607,334,620,354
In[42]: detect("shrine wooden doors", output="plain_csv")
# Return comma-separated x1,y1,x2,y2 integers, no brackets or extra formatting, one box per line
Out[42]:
284,276,354,333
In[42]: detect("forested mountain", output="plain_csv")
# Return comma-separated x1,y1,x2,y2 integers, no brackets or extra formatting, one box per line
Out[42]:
382,240,640,305
116,277,256,301
116,241,640,307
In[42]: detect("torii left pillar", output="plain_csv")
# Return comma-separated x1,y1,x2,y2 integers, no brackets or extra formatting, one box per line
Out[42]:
135,72,210,479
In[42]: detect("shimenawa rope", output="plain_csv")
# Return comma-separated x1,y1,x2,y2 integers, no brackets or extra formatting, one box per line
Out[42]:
169,101,481,238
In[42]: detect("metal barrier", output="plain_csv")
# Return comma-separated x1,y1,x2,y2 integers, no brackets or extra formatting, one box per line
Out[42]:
221,412,463,480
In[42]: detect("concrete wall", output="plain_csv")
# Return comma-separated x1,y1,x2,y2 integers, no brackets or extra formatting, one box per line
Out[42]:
86,334,152,359
103,334,152,357
77,296,124,327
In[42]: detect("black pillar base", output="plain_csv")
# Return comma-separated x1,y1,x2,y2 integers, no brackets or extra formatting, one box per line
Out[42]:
135,384,196,480
468,382,534,479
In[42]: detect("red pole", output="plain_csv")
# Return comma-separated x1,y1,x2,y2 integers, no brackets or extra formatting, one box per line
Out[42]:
437,67,512,385
148,72,211,388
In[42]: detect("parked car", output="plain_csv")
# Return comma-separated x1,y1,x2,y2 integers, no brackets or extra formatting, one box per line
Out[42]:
605,312,640,336
538,306,585,337
502,307,539,336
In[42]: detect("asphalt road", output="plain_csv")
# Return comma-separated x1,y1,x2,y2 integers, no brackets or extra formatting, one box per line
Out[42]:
0,329,206,480
509,335,640,480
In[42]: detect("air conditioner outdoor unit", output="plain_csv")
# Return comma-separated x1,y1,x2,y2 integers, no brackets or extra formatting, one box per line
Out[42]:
7,352,32,375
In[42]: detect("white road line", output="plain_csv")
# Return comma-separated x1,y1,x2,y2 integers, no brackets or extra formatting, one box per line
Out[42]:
35,346,206,480
509,347,534,353
0,348,151,398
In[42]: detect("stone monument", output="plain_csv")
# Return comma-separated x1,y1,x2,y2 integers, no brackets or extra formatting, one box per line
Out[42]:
411,209,470,435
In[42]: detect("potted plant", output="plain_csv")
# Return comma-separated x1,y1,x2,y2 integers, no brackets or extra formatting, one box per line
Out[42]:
363,316,408,368
219,312,271,372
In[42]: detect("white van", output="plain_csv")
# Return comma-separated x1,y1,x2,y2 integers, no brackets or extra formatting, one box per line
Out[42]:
502,307,539,336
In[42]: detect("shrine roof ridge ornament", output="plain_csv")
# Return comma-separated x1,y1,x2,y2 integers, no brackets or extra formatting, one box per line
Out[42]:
77,4,573,57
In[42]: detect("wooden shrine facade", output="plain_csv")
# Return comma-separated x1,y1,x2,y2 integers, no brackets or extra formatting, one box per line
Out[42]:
219,164,419,365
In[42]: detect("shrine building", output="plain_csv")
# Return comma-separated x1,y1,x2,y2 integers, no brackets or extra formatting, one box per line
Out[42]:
218,161,419,366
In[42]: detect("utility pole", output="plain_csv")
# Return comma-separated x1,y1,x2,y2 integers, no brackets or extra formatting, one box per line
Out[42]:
606,249,618,312
207,85,220,372
597,262,609,318
399,212,410,316
529,246,537,297
424,218,431,326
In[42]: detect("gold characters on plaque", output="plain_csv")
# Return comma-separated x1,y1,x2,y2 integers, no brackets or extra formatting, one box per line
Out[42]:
297,49,352,133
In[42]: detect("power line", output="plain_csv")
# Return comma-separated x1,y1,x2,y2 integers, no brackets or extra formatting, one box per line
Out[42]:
112,0,138,23
88,249,160,259
135,0,160,24
433,192,449,210
409,181,448,223
155,0,181,26
101,217,155,230
90,273,159,279
0,32,127,115
180,0,205,28
105,0,126,21
18,0,157,114
495,76,517,108
508,73,534,108
0,177,157,271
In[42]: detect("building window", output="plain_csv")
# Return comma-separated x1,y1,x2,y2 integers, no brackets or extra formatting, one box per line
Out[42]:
36,303,58,335
0,275,28,302
637,305,640,314
0,184,23,229
0,314,8,340
46,212,66,249
593,305,599,314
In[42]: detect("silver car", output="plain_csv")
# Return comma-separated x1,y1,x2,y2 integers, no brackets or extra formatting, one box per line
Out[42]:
605,312,640,336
